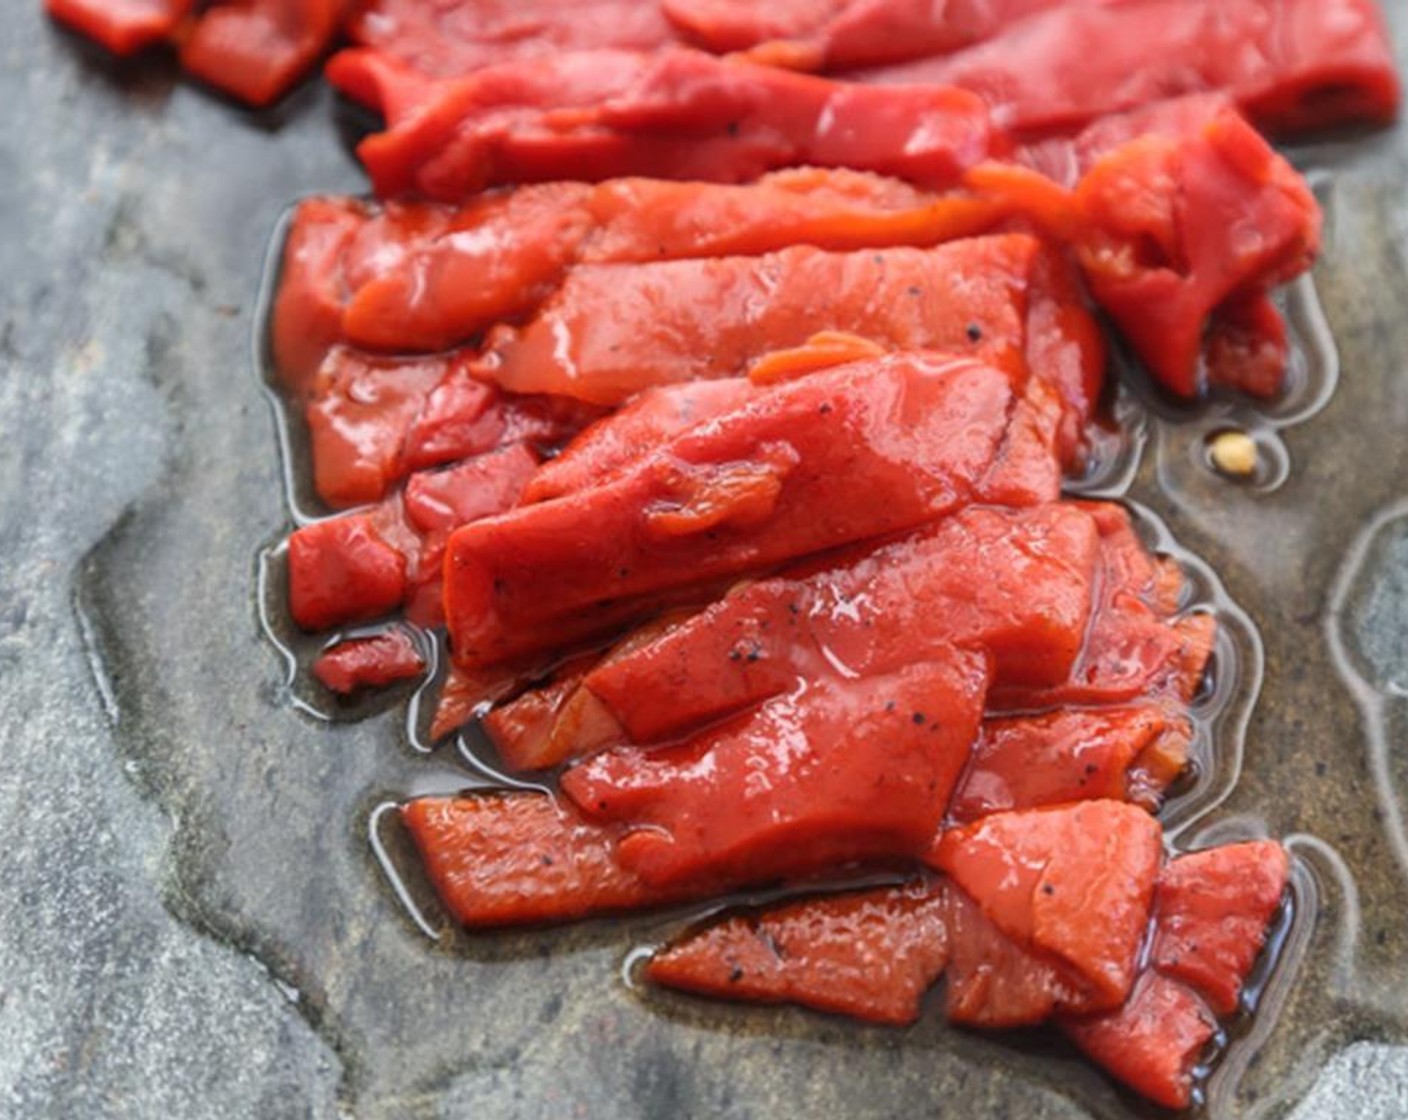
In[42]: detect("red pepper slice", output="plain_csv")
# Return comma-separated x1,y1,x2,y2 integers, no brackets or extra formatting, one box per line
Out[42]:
473,235,1037,406
287,443,537,631
45,0,193,56
1061,971,1217,1110
860,0,1400,139
181,0,346,108
562,650,990,889
401,794,691,927
1073,107,1320,398
522,379,761,504
583,503,1100,747
931,801,1163,1013
444,353,1056,669
300,345,596,508
287,515,406,632
988,503,1213,711
665,0,1096,72
326,46,1001,200
1151,840,1290,1015
646,878,951,1026
312,629,425,694
345,0,678,79
950,705,1192,822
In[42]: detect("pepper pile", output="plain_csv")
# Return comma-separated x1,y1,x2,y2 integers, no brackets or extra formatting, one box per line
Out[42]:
50,0,1400,1110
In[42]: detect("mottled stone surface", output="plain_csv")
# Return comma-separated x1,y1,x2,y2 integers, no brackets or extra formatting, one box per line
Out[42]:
1,0,1407,1117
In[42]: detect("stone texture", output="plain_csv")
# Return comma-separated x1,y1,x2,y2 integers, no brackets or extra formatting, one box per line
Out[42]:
2,0,1408,1117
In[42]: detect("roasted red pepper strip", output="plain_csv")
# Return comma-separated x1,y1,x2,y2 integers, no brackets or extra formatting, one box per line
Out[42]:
303,346,594,508
1061,840,1290,1107
401,794,693,927
1151,841,1290,1015
325,46,1002,200
272,196,368,399
482,610,700,771
583,503,1099,747
949,705,1192,822
471,233,1101,467
645,802,1165,1027
665,0,1096,72
345,0,678,79
522,380,761,505
181,1,348,108
1072,107,1321,399
562,651,990,889
334,173,1009,355
973,98,1321,399
646,878,951,1026
444,353,1058,669
931,801,1162,1014
989,503,1213,711
1061,972,1217,1111
312,629,425,694
473,235,1036,405
860,0,1400,139
45,0,193,55
287,515,406,632
288,443,537,631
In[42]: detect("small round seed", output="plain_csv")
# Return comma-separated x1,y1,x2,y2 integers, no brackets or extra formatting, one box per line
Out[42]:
1209,430,1259,478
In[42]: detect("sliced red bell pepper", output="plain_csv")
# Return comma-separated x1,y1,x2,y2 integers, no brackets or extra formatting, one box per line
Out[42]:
582,502,1100,746
180,0,348,108
646,878,950,1026
522,380,761,505
287,515,406,632
1073,107,1321,399
340,183,597,355
473,235,1037,406
444,353,1058,669
561,650,991,889
303,348,447,509
312,628,425,694
664,0,1099,72
303,346,597,508
988,503,1214,711
949,705,1192,823
972,97,1321,400
45,0,193,56
326,46,1002,200
344,0,678,80
401,794,693,927
941,874,1090,1028
1151,840,1289,1015
931,801,1163,1013
288,443,537,631
1061,839,1288,1107
272,196,369,399
481,610,701,771
330,173,1010,355
860,0,1400,139
1061,971,1217,1110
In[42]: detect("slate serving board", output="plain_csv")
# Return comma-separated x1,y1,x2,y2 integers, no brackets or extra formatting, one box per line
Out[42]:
4,1,1408,1116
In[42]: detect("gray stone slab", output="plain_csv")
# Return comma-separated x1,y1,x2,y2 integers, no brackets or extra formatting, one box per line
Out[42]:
2,0,1407,1117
